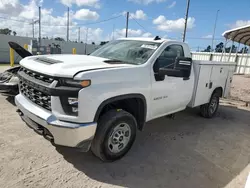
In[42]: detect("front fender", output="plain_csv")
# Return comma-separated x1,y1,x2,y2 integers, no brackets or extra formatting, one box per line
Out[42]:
93,93,147,122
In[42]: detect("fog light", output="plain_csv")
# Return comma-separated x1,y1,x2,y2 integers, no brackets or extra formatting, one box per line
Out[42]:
72,107,78,113
68,97,78,105
68,97,78,113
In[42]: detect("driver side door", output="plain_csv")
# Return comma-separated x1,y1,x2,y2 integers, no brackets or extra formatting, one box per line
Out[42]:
150,44,194,119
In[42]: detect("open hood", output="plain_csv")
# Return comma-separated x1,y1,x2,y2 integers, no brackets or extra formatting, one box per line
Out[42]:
8,41,33,58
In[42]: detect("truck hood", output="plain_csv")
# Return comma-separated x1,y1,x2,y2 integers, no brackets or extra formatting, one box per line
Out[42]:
20,54,134,78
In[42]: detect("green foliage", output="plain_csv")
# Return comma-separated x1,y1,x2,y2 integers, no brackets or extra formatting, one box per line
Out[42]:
100,41,109,45
0,28,17,35
54,37,65,41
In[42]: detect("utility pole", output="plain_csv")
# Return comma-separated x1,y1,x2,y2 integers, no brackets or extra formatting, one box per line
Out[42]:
38,6,41,46
212,10,220,52
183,0,190,42
125,12,129,38
78,27,81,43
84,28,88,55
32,21,35,38
67,7,69,42
30,19,38,38
112,24,115,40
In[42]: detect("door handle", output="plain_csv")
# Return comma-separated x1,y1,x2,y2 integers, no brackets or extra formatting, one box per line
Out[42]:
209,82,213,89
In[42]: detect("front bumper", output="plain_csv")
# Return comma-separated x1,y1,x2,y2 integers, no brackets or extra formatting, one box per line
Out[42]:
0,82,18,96
15,94,97,151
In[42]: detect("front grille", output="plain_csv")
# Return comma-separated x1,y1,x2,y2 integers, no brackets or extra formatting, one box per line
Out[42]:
19,68,53,111
20,79,51,111
21,67,54,84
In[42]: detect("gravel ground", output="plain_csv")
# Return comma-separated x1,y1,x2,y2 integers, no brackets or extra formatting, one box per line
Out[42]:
231,75,250,103
0,66,250,187
0,65,12,72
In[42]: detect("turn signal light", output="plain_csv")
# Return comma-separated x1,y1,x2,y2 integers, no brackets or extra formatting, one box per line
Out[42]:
80,80,91,87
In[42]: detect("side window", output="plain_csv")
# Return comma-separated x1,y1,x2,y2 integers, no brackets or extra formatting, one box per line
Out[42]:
155,44,185,71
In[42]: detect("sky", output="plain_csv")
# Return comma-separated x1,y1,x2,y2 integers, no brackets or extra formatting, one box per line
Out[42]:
0,0,249,51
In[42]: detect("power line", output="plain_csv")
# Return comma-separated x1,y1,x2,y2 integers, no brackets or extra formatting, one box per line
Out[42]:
77,15,123,26
0,16,31,24
131,17,149,33
0,15,123,27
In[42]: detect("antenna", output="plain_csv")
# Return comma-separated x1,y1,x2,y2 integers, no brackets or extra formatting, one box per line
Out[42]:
154,36,161,40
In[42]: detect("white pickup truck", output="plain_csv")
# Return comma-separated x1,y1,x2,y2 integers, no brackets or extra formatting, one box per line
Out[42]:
15,37,235,161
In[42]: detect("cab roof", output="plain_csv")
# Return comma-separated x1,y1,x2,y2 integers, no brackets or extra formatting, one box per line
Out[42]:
117,37,172,43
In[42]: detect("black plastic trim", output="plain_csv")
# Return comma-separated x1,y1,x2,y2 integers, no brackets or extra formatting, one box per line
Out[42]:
94,93,147,125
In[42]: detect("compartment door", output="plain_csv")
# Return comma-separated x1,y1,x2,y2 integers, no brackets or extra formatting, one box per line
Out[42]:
224,67,234,98
192,65,213,107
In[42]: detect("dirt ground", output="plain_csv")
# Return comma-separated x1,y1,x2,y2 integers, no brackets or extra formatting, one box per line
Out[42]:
231,75,250,103
0,66,250,188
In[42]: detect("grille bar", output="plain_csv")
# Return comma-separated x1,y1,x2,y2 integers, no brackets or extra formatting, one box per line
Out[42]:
20,67,54,84
19,67,53,111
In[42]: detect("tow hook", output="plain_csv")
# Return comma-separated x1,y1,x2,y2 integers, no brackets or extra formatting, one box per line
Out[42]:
16,109,23,116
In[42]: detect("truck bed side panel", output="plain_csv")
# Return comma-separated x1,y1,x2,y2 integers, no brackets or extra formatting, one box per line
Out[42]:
188,63,212,107
188,61,235,108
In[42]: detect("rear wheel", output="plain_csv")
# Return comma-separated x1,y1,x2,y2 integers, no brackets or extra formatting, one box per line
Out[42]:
200,92,220,118
91,109,137,162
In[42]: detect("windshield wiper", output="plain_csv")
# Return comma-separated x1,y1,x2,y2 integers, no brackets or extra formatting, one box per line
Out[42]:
103,59,137,65
104,59,132,65
103,59,123,63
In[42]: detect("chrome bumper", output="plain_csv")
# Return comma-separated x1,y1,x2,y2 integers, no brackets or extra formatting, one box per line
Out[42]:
15,94,97,150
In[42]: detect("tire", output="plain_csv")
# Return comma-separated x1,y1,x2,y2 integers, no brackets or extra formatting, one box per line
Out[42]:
200,92,220,118
91,109,137,162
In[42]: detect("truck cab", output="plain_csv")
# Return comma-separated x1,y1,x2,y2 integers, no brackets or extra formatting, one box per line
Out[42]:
15,37,234,161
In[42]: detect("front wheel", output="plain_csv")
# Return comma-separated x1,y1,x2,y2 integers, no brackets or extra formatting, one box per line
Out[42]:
200,93,220,118
91,109,137,162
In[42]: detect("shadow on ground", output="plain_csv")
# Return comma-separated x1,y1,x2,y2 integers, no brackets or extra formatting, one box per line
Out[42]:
56,105,250,188
5,96,16,106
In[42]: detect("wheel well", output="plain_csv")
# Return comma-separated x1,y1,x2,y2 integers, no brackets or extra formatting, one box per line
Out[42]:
94,95,147,131
213,87,223,97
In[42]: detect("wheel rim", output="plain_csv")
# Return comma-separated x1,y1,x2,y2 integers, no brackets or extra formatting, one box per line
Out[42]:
209,97,218,114
107,123,131,154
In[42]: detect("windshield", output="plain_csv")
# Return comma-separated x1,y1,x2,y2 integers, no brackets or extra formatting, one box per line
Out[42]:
90,40,161,65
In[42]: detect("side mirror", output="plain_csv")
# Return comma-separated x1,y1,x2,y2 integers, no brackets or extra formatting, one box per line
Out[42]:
159,68,182,77
158,57,192,79
174,57,192,79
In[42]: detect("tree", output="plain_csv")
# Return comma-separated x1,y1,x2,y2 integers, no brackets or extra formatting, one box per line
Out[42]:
202,45,211,52
0,28,12,35
239,47,248,53
100,41,109,45
54,37,65,41
225,45,237,53
215,42,224,52
12,31,17,36
91,42,95,45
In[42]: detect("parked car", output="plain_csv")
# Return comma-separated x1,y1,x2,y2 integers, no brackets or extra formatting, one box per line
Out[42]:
0,42,32,96
15,37,235,161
